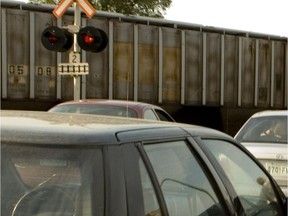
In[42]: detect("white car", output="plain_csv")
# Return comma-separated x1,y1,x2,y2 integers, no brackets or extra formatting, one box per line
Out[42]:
235,110,288,196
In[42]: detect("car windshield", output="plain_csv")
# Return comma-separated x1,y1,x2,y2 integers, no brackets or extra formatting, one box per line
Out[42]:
235,116,287,144
1,143,104,216
50,104,138,118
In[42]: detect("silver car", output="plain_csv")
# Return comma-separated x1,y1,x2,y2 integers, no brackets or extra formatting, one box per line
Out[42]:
235,110,288,196
2,110,287,216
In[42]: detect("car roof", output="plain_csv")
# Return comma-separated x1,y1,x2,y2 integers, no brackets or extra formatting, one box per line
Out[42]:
51,99,164,110
1,110,230,145
250,110,288,118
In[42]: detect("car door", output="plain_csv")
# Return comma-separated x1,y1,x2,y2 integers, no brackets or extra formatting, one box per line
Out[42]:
120,138,232,216
198,137,287,216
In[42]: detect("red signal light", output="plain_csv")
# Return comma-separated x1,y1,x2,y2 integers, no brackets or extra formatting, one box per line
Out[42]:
41,26,73,52
82,34,94,44
46,33,58,43
77,26,108,53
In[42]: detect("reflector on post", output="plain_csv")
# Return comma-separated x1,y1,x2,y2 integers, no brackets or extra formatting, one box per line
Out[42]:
77,26,108,52
41,26,73,52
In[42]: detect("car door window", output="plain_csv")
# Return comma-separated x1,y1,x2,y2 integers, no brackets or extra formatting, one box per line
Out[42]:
144,109,158,120
143,141,226,216
154,109,175,122
139,159,161,215
122,144,161,216
201,139,283,216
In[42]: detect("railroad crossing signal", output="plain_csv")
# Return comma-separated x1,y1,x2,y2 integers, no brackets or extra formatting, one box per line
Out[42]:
41,0,107,53
41,0,106,100
41,26,108,53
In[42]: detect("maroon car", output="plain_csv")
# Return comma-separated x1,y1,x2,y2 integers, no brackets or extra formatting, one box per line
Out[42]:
48,99,175,122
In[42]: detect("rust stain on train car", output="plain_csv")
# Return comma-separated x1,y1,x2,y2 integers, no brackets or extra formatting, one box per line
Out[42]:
163,47,180,103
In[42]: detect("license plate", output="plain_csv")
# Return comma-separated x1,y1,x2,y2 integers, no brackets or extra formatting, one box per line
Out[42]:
265,162,288,176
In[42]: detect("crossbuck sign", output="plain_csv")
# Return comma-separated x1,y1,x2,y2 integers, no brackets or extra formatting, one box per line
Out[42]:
53,0,96,19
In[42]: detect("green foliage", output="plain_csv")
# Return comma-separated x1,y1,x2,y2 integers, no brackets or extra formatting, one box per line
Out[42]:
29,0,58,4
28,0,172,18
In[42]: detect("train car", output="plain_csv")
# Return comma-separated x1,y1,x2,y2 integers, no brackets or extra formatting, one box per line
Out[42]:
1,0,287,135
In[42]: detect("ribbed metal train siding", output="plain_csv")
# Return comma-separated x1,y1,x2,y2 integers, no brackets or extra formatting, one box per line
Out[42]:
1,7,287,108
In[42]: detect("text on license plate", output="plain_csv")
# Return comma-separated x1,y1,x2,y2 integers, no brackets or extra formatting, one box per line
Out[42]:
265,162,288,176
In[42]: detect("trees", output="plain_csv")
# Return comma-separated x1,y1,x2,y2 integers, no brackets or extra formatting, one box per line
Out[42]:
28,0,172,18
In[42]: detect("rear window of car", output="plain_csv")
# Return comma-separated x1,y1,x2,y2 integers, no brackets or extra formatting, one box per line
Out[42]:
2,144,104,216
235,116,287,144
50,104,138,118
